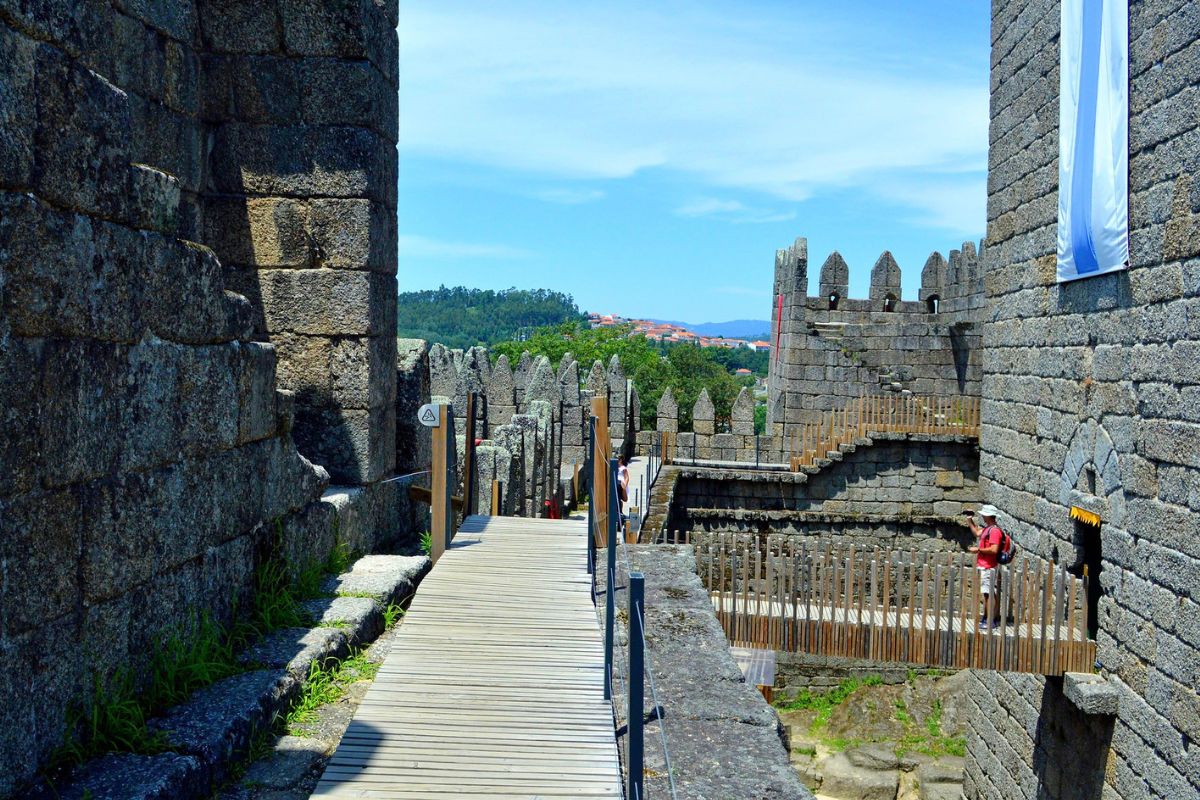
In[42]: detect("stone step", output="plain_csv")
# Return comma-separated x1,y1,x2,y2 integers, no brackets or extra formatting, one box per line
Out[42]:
34,553,432,800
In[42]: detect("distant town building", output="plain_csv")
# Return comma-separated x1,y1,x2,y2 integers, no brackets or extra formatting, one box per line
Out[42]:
588,315,763,351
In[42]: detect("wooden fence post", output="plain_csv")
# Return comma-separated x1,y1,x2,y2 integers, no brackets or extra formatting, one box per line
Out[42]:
431,403,450,564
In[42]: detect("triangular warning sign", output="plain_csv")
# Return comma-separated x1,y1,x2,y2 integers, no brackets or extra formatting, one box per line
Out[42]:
420,407,437,423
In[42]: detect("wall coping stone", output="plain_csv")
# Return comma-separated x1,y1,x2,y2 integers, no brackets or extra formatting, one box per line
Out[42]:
1062,673,1118,716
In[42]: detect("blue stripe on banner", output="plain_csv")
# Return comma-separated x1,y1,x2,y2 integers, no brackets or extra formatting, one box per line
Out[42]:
1069,0,1104,275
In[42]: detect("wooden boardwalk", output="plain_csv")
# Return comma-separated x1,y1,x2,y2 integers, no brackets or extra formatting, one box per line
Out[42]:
312,515,622,799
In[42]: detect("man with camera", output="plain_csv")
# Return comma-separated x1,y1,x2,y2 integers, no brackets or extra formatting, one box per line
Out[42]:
966,504,1006,630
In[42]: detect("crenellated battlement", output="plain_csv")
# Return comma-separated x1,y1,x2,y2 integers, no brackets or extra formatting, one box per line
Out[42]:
799,241,986,316
766,237,985,439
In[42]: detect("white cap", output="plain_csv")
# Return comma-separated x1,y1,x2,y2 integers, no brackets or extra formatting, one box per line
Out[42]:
979,504,1000,518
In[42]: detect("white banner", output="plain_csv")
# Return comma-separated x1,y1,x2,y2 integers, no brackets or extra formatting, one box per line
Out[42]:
1057,0,1129,283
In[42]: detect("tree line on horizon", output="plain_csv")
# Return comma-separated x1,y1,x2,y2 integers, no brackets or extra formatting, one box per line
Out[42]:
396,286,586,350
493,323,763,432
397,286,769,432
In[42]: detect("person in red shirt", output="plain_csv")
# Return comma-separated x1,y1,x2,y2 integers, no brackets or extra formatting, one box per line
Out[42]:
967,504,1004,629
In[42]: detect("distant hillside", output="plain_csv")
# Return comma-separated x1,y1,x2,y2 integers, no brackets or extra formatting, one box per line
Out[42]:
397,286,585,350
650,319,772,339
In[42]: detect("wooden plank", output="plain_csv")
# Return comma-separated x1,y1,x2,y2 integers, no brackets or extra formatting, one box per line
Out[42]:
996,564,1011,671
313,515,621,797
1052,564,1066,676
1066,573,1080,674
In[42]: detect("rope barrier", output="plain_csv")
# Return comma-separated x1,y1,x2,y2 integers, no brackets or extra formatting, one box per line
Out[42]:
615,532,680,800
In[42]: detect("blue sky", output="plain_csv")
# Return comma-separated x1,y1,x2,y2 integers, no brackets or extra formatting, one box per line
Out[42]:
397,1,990,323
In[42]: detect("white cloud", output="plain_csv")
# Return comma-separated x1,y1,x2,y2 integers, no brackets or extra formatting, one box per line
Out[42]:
397,234,532,260
398,2,989,207
875,173,989,234
675,197,796,224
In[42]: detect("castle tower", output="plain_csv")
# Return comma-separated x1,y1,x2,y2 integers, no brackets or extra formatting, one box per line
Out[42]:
765,237,808,438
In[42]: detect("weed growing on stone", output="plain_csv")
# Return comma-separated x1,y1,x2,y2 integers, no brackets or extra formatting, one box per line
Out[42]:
287,649,381,731
296,537,355,600
147,613,243,713
824,737,864,753
419,530,432,555
249,556,308,633
288,659,344,727
774,676,884,723
325,536,353,575
383,603,405,629
52,670,168,767
926,699,943,737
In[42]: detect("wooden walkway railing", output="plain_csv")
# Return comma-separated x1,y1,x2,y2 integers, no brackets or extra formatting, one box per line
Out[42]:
789,393,981,470
694,534,1095,676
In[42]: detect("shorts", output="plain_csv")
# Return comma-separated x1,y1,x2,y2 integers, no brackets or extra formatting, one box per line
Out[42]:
977,566,997,595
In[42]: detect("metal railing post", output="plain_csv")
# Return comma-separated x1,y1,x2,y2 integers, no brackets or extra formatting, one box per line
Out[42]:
604,456,618,701
628,572,645,800
755,433,760,469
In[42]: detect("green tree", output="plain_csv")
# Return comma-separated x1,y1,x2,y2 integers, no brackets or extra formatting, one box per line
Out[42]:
494,324,751,431
754,402,767,435
396,286,585,348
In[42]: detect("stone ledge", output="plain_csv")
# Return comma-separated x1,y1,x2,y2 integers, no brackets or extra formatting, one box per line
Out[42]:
27,753,204,800
1063,672,1118,716
33,552,431,800
319,553,430,603
148,670,299,788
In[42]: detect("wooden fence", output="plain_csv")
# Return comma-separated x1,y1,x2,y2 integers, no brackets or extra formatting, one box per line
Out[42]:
694,533,1095,676
789,394,981,470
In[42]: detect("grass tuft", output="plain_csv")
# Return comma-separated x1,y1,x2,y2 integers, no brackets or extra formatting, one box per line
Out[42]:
383,603,405,629
286,649,380,732
49,522,367,774
52,670,168,768
147,613,243,714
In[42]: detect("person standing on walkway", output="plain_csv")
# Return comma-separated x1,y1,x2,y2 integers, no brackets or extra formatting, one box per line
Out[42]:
967,504,1004,629
617,456,631,530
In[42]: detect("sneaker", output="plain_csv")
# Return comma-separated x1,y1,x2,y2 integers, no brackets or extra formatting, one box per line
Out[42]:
978,620,993,632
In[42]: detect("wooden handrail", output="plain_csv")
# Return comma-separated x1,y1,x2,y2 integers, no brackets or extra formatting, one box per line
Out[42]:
790,393,980,471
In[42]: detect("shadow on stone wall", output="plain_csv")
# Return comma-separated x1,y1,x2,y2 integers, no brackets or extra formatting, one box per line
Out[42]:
1031,678,1114,800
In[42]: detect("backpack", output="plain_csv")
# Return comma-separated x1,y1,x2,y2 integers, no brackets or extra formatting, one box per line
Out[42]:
988,525,1017,565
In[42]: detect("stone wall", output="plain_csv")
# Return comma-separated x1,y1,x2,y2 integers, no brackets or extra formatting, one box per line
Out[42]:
0,3,404,794
608,546,813,799
426,344,637,516
964,2,1200,799
680,513,973,551
199,0,399,487
665,437,980,527
765,238,985,442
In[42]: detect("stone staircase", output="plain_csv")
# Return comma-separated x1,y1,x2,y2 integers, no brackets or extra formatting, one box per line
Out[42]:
638,465,681,542
807,320,914,395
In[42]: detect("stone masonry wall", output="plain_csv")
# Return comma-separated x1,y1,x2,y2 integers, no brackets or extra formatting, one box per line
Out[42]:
665,437,981,537
964,2,1200,799
199,1,399,486
766,239,985,443
423,344,635,518
0,3,404,794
